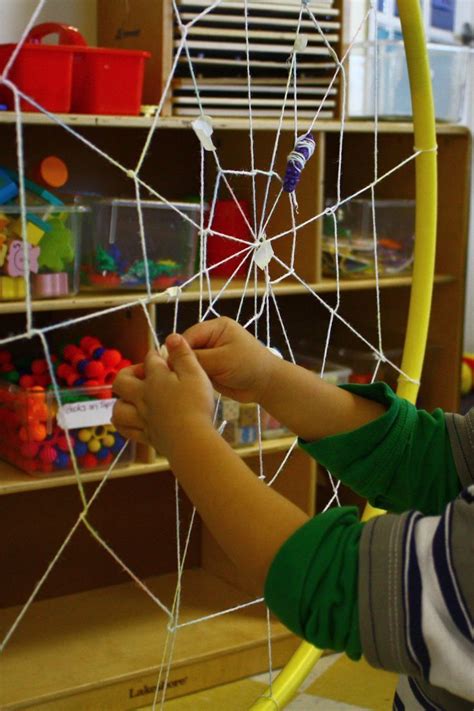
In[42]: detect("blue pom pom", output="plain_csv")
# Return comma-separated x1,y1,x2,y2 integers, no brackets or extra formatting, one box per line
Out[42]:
74,441,88,457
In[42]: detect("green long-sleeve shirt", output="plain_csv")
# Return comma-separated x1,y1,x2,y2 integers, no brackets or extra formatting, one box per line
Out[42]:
264,382,461,660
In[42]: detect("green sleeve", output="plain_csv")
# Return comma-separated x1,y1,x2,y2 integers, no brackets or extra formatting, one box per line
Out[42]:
299,382,461,515
264,507,363,660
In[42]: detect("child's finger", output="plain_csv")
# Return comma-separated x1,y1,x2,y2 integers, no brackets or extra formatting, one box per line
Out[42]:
112,400,144,431
112,424,149,445
144,348,169,377
192,346,227,377
112,368,145,403
131,362,145,379
165,334,203,379
182,318,227,349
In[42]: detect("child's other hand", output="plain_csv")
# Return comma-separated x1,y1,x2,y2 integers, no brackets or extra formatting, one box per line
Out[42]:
183,317,279,403
112,334,215,457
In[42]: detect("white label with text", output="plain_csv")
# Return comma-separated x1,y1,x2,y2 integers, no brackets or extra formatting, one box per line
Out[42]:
57,399,117,430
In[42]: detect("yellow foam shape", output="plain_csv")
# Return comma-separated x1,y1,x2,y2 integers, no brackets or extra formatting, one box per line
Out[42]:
0,276,26,299
12,218,44,246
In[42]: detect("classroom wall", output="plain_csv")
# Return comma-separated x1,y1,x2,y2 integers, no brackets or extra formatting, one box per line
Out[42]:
0,0,97,45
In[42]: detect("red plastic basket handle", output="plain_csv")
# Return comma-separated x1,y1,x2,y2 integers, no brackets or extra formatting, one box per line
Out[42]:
26,23,87,47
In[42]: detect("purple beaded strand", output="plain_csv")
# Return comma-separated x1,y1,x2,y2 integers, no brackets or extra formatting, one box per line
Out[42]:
283,132,316,193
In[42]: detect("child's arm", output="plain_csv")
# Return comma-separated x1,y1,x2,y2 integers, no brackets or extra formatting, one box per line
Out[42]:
182,317,386,441
183,318,461,516
112,335,308,594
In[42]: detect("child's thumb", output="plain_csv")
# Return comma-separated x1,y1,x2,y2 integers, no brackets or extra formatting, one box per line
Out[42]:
166,334,201,378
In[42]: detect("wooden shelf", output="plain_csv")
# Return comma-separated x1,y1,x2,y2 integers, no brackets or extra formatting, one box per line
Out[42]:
0,111,468,134
0,274,455,314
0,567,298,710
0,436,297,496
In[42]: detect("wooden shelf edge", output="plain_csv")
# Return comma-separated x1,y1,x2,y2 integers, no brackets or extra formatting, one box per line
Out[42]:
0,274,455,314
0,436,297,496
0,111,469,134
0,567,297,710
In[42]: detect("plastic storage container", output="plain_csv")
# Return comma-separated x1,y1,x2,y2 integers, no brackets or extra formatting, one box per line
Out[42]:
296,354,353,386
81,200,200,291
0,204,86,300
0,24,76,112
323,199,415,278
349,41,471,123
0,381,133,476
0,23,149,115
327,345,403,389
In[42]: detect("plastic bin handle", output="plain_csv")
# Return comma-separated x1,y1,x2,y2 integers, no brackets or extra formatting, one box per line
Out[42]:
26,23,87,47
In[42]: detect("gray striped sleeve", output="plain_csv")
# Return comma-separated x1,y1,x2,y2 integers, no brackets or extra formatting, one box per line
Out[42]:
358,489,474,707
445,409,474,488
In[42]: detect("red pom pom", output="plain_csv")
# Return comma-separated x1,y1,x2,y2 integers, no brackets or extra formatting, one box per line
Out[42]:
80,337,102,356
21,441,39,458
35,374,51,388
31,359,48,375
84,360,105,379
81,452,98,469
20,374,36,389
104,369,117,385
101,349,122,368
0,350,12,365
63,345,82,362
39,445,57,464
117,358,132,371
57,363,73,381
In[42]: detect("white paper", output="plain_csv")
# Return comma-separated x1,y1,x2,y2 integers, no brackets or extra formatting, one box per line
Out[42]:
57,398,116,430
192,115,215,151
254,240,274,270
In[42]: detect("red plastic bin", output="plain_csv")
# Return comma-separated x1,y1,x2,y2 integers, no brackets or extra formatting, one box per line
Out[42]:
0,23,150,116
0,24,76,112
72,45,150,115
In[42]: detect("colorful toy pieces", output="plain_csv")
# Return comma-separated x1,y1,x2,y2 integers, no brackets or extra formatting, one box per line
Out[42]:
0,337,131,476
0,163,79,300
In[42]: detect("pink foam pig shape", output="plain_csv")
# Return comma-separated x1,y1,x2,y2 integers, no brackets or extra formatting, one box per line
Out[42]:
7,240,40,277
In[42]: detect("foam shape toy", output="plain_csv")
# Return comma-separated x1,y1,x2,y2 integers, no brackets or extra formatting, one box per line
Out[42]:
0,275,26,299
0,237,7,267
36,156,69,189
0,168,18,204
7,240,40,276
11,216,47,246
37,219,74,272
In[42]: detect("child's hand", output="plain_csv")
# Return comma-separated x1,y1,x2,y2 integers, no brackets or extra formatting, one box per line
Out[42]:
183,317,280,403
112,334,215,457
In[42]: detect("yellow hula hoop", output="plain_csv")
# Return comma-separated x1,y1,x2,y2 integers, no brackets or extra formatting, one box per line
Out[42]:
249,0,437,707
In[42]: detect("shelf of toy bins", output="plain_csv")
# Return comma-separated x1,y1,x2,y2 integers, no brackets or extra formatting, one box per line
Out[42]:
322,198,415,279
0,167,87,300
0,337,135,477
80,199,200,291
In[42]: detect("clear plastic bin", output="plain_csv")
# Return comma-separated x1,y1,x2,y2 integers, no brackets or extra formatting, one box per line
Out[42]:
327,345,403,389
0,205,86,300
296,354,353,386
0,381,134,476
80,199,200,291
349,41,471,123
323,199,415,279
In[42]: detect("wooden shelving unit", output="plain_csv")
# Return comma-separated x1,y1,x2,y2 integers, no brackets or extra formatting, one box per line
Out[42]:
0,108,470,708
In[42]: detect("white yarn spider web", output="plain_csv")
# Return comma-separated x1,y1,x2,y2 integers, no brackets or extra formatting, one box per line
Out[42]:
0,1,430,708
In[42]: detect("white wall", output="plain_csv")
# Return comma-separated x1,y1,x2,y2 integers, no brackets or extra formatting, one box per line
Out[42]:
0,0,97,45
